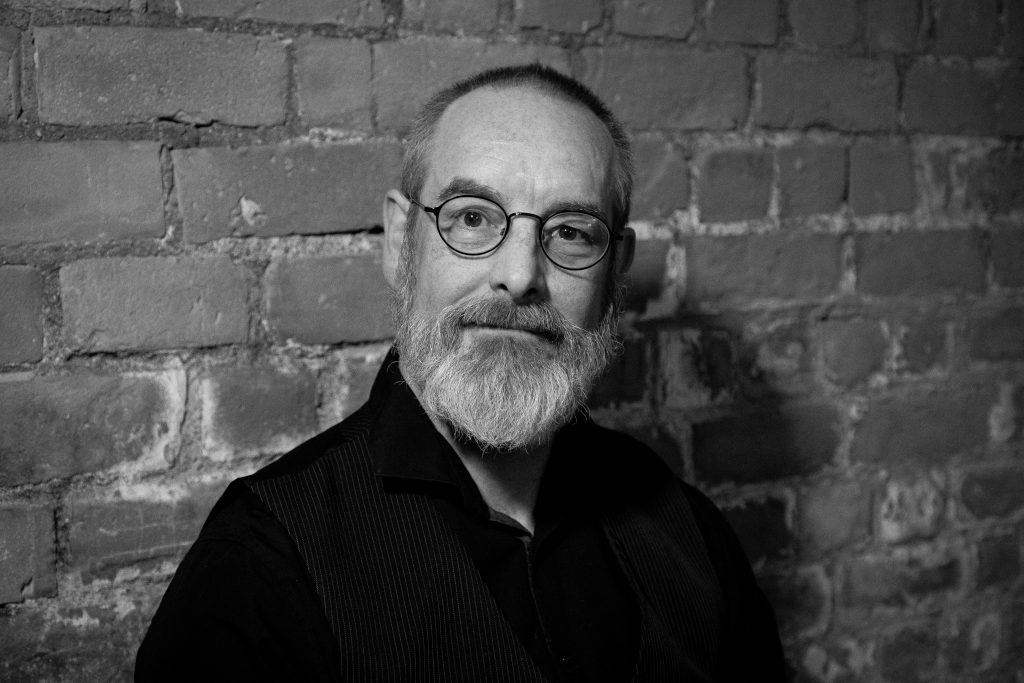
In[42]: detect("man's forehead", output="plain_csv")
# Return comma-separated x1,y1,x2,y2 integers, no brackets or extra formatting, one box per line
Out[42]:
423,84,616,198
435,84,608,141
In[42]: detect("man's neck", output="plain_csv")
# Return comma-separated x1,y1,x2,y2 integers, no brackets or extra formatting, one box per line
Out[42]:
449,437,551,535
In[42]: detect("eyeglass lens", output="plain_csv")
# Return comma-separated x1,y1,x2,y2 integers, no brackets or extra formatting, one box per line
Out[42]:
435,196,611,270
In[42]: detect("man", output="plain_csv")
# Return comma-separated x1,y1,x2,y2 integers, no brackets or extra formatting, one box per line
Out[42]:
136,65,784,681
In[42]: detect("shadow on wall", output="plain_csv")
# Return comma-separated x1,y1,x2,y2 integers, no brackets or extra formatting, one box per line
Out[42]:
592,285,842,669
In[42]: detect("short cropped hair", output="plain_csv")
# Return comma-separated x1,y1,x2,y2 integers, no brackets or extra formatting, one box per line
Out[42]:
400,64,633,233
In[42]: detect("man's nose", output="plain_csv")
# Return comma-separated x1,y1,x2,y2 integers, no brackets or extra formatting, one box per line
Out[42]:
487,216,547,303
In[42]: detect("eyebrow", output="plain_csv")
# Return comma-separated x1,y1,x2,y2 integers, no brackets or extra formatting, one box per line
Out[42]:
433,176,610,224
435,177,507,205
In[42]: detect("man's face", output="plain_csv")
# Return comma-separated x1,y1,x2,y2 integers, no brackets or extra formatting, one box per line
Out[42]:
410,85,617,334
386,85,627,451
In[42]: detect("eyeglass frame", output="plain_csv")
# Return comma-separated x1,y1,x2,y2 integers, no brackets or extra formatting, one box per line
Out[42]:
406,194,624,272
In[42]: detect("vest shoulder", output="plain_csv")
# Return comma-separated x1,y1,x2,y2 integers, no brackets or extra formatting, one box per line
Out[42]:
245,400,376,485
573,420,728,520
571,420,677,483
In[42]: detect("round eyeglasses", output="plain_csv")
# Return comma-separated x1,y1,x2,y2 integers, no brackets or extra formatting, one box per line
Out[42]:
408,194,620,271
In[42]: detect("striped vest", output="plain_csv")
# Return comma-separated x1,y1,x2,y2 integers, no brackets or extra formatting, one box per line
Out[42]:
245,404,725,682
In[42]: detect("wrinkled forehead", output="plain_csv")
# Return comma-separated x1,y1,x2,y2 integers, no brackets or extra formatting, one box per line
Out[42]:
425,85,617,202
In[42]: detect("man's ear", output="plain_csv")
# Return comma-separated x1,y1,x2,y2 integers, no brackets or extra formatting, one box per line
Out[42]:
382,189,412,289
614,227,636,275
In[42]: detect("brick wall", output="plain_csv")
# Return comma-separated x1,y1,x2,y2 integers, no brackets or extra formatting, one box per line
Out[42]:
0,0,1021,680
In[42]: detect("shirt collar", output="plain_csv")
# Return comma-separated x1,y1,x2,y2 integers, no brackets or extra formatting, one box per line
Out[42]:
366,348,465,489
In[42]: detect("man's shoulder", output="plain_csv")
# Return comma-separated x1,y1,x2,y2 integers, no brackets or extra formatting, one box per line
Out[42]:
567,419,679,489
571,419,731,529
246,398,378,485
195,399,386,542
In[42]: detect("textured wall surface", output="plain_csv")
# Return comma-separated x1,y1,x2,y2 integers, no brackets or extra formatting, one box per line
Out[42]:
0,0,1022,680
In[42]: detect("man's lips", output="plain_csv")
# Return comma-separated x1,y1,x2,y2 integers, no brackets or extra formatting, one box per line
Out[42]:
462,323,558,343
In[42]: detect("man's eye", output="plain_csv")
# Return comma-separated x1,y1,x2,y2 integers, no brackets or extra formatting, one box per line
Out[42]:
550,224,595,245
460,211,484,228
556,226,585,242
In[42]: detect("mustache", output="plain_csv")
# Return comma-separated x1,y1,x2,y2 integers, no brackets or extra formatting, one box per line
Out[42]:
438,298,574,344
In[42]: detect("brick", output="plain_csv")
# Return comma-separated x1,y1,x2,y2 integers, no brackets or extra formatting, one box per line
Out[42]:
580,46,748,130
692,402,839,484
698,147,772,222
904,62,998,135
789,0,857,47
0,370,183,485
174,141,402,243
924,150,954,213
993,228,1024,288
67,488,221,578
656,325,735,408
201,364,318,460
743,316,814,393
800,479,870,552
802,641,874,681
856,230,986,297
777,144,846,218
721,495,794,564
757,54,898,131
851,388,992,465
622,238,670,313
295,38,371,129
1006,0,1024,57
968,308,1024,362
945,611,1007,678
172,0,385,26
997,69,1024,136
404,0,499,32
631,135,689,220
963,150,1024,214
0,504,55,605
0,266,43,365
849,142,916,215
614,0,696,38
0,595,153,682
14,0,128,7
265,254,393,344
758,566,830,638
0,27,18,120
877,474,944,544
34,26,287,126
961,467,1024,518
0,142,163,246
652,329,704,411
373,39,569,131
843,550,961,607
517,0,601,32
977,533,1021,587
865,0,920,53
61,257,248,351
816,318,887,387
897,312,948,372
320,350,390,425
705,0,778,45
878,626,941,683
988,383,1024,444
685,233,842,302
934,0,999,56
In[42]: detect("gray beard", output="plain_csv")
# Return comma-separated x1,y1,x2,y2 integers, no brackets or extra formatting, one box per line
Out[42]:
394,281,621,453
